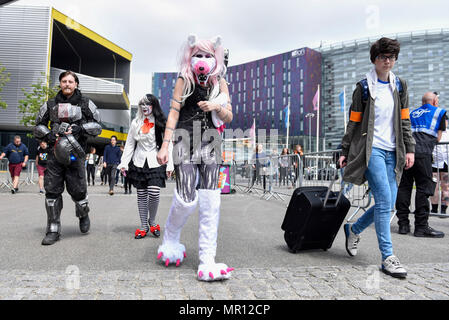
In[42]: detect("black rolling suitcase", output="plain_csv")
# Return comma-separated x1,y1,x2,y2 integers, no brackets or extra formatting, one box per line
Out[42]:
281,182,351,252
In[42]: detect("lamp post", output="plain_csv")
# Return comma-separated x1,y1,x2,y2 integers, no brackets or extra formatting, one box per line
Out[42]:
305,113,315,152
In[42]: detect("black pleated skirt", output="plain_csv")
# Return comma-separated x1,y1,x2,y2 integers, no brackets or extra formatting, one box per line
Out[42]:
127,160,166,189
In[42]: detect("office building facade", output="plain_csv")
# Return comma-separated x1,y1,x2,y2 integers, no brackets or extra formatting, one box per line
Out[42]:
321,29,449,149
153,48,322,152
0,5,132,155
153,29,449,152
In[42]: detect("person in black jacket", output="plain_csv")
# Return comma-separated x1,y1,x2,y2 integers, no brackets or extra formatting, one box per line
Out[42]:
103,135,121,195
34,70,102,245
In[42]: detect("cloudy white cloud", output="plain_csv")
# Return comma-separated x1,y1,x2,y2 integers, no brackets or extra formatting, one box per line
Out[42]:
13,0,449,104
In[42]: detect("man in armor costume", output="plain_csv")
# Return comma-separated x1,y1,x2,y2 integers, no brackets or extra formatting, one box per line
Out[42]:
34,70,102,245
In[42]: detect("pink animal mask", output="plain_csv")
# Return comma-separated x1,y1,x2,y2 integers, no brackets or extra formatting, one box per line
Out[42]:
191,50,216,86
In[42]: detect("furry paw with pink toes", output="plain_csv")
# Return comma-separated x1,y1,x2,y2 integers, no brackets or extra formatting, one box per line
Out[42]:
197,263,234,281
157,243,186,267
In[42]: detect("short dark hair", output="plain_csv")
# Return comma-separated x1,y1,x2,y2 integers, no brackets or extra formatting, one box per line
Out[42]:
110,135,117,141
59,70,79,85
370,37,400,63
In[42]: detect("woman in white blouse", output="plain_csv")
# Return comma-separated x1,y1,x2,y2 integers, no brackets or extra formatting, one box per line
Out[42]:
118,94,173,239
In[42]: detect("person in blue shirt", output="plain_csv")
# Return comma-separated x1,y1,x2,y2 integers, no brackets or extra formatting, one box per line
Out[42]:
0,136,29,193
103,135,122,195
396,92,447,238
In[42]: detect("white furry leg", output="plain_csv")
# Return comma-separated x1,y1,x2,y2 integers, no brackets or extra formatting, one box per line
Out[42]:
157,188,198,267
197,189,234,281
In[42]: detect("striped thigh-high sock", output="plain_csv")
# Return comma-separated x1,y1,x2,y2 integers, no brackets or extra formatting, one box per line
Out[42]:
147,186,161,226
137,188,149,232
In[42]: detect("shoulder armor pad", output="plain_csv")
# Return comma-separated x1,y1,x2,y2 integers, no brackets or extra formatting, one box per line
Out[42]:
88,100,101,121
36,102,48,123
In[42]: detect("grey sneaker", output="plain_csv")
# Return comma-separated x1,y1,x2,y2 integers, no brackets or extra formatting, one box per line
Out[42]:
344,223,360,256
381,255,407,279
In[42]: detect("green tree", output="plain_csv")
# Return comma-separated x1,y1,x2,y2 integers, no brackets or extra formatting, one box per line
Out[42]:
0,63,11,109
18,74,59,130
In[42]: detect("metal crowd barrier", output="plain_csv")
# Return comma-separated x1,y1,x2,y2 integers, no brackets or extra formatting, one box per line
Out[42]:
229,149,373,212
22,160,37,186
231,153,300,202
0,159,14,191
300,150,373,221
430,141,449,219
228,146,449,223
0,159,37,191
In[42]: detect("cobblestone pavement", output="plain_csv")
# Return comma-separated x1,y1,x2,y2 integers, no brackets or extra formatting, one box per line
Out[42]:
1,263,449,300
1,183,449,301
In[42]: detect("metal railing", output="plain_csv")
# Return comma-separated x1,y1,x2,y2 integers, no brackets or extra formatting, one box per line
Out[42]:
0,159,14,191
228,147,449,224
300,150,373,221
231,153,300,202
430,141,449,218
0,159,37,191
22,160,37,186
229,150,372,213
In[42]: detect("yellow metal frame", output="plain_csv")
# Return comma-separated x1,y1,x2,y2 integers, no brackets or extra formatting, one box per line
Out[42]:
98,129,128,142
45,8,132,135
50,8,132,61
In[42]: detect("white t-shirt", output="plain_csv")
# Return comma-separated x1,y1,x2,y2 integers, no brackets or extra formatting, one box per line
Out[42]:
87,153,96,165
372,80,396,151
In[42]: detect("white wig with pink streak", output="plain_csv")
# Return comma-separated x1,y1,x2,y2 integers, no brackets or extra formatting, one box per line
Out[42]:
178,34,226,102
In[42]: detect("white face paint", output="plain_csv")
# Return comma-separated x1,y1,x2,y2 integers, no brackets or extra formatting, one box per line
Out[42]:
142,105,152,117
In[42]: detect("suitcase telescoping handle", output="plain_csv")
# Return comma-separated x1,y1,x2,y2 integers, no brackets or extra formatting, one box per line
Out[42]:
323,162,343,208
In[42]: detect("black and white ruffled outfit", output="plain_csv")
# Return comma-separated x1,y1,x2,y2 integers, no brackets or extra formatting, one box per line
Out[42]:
118,115,173,235
119,114,173,188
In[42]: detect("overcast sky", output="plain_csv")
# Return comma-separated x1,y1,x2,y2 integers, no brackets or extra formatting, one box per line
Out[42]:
13,0,449,105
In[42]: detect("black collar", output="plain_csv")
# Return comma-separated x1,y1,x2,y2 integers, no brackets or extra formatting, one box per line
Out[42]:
55,88,82,105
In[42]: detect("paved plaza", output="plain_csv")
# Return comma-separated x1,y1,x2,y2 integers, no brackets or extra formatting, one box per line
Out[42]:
1,181,449,300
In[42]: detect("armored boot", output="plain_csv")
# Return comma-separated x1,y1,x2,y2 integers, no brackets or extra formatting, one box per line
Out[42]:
42,196,63,245
75,197,90,234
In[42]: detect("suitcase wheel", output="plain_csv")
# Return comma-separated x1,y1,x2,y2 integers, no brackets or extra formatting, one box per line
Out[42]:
284,231,299,253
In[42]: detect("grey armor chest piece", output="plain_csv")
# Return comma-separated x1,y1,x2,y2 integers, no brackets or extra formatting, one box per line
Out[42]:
50,103,83,124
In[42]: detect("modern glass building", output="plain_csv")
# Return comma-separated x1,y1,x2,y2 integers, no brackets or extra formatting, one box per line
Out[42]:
152,47,322,152
321,29,449,150
0,5,132,156
153,29,449,152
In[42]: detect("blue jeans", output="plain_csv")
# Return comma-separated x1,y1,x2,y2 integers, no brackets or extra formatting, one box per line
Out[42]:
351,147,397,261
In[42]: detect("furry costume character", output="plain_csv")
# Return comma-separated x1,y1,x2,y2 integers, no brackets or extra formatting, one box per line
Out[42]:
156,34,234,281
